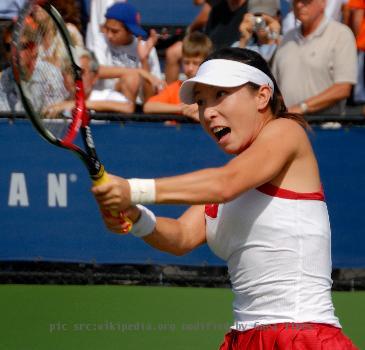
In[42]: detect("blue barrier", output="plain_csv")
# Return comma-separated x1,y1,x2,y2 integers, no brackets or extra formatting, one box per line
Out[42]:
0,119,364,267
129,0,291,26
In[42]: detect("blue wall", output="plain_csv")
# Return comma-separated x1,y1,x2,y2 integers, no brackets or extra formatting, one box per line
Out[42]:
0,119,364,267
127,0,291,26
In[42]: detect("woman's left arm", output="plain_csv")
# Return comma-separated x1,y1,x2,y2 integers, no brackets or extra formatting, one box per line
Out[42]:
92,119,302,210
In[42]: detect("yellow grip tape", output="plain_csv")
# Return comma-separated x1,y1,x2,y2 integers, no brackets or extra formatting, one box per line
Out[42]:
92,168,133,234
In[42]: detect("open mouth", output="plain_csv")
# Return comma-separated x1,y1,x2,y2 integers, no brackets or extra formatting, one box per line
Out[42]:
213,126,231,141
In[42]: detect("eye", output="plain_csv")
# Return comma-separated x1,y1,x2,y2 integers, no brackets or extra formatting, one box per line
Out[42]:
216,90,228,99
195,98,204,106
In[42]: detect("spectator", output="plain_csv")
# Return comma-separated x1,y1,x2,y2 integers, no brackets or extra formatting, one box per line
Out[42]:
50,0,84,47
188,0,219,34
347,0,365,104
144,32,213,121
164,0,248,83
0,0,26,70
272,0,357,116
0,0,25,18
0,21,13,73
76,0,91,37
45,47,140,115
0,22,21,112
204,0,248,50
0,22,68,113
91,2,162,111
282,0,349,34
326,0,349,20
27,1,84,72
233,0,281,64
164,0,218,83
31,5,65,66
86,0,127,52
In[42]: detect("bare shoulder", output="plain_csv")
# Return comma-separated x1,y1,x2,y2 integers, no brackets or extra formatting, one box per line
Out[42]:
258,117,309,144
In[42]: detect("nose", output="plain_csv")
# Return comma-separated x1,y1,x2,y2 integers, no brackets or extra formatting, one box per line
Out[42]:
203,105,218,122
185,63,195,74
105,29,113,41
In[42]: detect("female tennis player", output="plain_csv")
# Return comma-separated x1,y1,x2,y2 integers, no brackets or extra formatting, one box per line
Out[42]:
92,48,358,349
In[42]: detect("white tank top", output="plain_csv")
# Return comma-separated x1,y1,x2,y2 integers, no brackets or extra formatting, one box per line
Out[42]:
205,183,341,331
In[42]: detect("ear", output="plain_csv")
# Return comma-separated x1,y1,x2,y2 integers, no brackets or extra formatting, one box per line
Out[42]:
256,85,272,111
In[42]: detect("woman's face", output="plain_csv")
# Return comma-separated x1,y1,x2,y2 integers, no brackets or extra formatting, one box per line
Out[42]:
194,83,270,154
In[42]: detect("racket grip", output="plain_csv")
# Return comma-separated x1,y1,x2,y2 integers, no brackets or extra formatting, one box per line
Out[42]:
92,169,133,234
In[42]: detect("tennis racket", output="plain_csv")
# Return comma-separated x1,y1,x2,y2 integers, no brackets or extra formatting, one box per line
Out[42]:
12,0,132,232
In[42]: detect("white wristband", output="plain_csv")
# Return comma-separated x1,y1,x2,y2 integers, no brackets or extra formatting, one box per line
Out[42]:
128,178,156,204
130,204,156,238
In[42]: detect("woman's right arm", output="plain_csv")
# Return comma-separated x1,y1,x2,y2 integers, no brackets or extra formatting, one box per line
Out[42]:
145,205,206,256
102,205,207,256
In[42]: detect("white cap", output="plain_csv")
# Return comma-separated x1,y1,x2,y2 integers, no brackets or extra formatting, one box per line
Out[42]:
179,59,274,104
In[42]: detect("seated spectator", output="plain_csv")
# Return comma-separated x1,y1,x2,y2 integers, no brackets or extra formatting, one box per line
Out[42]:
0,21,13,73
50,0,84,47
89,2,162,111
272,0,357,116
0,22,68,113
165,0,248,83
30,2,83,67
45,47,161,115
0,22,21,112
233,0,281,64
143,32,212,121
86,0,127,53
0,0,26,70
164,0,218,83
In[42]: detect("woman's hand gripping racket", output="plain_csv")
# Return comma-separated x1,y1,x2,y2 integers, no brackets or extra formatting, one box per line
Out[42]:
12,0,132,233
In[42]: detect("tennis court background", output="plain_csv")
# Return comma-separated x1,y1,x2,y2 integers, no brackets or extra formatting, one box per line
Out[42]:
0,285,364,350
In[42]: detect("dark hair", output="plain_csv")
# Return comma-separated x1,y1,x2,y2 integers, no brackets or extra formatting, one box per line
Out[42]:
204,47,309,129
50,0,82,32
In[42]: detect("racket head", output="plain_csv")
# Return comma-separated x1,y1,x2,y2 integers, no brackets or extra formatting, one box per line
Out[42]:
12,0,86,148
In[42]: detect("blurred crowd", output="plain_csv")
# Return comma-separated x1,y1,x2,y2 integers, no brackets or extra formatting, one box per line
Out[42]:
0,0,364,120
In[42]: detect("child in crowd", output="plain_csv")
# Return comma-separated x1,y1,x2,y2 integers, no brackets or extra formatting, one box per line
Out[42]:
143,31,212,121
90,2,162,112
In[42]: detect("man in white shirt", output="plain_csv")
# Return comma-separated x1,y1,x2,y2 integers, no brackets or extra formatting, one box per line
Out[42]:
272,0,357,116
282,0,348,34
90,2,162,110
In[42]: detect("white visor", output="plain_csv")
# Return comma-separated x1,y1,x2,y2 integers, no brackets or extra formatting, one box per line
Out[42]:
179,59,274,104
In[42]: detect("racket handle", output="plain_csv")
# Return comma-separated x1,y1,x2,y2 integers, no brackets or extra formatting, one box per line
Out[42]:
92,169,133,234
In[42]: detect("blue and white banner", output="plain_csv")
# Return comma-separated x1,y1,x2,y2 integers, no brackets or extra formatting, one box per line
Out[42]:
0,119,364,267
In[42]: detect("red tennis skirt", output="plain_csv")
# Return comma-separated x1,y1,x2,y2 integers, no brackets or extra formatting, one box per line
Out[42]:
219,323,358,350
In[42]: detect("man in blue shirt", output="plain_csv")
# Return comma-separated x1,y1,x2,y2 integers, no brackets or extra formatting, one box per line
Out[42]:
0,0,26,70
0,0,26,19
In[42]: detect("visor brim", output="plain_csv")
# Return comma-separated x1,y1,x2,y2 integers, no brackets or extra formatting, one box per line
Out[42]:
179,75,249,104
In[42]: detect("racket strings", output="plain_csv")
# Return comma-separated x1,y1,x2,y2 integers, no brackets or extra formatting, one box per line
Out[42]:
16,4,76,139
